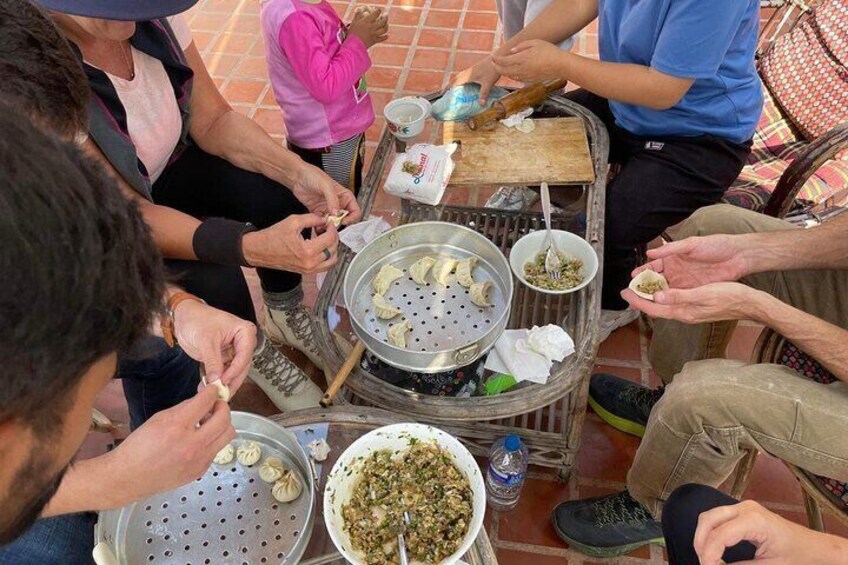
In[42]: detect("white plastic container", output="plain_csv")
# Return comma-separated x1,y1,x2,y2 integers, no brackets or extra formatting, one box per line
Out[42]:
384,96,432,140
323,423,486,565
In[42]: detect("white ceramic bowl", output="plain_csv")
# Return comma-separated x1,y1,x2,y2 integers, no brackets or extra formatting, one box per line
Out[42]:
323,423,486,565
384,97,432,140
509,229,599,295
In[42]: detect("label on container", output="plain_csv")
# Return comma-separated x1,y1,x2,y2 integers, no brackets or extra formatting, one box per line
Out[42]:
488,463,525,487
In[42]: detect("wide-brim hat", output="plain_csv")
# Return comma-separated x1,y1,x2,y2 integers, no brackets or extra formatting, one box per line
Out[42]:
36,0,200,20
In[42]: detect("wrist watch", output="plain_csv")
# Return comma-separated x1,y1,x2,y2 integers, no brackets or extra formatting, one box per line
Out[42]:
160,291,204,347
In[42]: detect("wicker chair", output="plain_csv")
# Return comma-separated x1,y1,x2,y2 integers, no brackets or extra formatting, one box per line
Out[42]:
722,0,848,223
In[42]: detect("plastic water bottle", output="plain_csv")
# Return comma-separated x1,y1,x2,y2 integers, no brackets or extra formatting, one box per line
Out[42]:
486,434,529,511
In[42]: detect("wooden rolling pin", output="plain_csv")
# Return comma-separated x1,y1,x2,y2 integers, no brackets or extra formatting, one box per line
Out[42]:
467,78,568,131
320,340,367,407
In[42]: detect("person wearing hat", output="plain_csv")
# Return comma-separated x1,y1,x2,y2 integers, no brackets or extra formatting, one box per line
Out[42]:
39,0,362,411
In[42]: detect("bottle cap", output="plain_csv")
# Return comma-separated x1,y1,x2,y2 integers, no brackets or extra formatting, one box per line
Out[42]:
505,435,521,451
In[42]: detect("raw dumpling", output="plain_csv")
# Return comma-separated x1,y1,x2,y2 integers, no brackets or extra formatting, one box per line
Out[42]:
307,438,331,462
387,319,412,348
325,209,349,228
372,264,404,295
372,293,403,320
409,256,436,285
432,257,458,287
271,470,303,503
236,440,262,467
455,257,478,287
469,281,493,307
629,269,669,301
213,443,234,465
258,456,286,483
209,379,230,403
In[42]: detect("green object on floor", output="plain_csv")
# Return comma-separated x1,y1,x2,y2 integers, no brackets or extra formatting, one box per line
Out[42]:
484,373,518,395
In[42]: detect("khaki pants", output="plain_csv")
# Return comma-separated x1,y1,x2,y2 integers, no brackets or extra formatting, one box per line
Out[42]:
628,204,848,517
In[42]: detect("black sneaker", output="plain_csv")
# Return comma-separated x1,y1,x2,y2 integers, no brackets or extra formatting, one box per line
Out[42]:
551,491,665,558
588,373,664,438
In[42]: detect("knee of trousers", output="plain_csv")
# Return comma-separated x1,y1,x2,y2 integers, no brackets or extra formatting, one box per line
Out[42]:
675,203,758,240
653,360,749,430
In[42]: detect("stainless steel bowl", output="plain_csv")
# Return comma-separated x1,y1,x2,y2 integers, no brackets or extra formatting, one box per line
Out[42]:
343,221,513,373
94,412,314,564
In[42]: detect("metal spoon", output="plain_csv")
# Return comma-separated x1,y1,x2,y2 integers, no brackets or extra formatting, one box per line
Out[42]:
540,182,562,279
398,511,411,565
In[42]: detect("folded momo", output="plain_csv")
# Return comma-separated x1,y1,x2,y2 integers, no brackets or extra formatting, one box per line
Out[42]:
372,293,402,320
455,257,478,287
432,257,458,286
213,443,234,465
236,440,262,467
387,319,412,348
469,281,493,307
258,456,286,483
272,470,303,503
372,264,404,295
409,256,436,285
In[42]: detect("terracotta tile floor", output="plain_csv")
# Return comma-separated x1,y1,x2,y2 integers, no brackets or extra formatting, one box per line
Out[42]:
81,1,848,564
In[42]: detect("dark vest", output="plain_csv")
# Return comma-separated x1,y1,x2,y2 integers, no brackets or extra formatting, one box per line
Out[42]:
80,19,194,200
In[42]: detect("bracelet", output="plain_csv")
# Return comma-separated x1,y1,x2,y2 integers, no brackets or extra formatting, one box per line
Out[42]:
160,291,205,347
192,217,257,267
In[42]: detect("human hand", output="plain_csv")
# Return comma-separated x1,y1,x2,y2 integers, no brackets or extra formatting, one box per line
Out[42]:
348,7,388,48
290,162,362,222
694,500,826,565
242,213,340,274
452,55,501,106
622,282,767,325
635,234,751,289
173,299,256,395
102,387,235,506
492,40,566,83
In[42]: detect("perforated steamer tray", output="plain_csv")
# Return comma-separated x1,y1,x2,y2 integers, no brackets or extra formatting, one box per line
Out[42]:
95,412,314,565
344,221,513,373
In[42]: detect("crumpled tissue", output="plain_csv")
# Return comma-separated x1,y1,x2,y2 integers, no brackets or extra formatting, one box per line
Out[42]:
484,324,574,384
499,107,535,133
338,216,391,253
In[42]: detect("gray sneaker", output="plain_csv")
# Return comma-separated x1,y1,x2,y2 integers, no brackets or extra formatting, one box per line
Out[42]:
484,186,539,211
598,308,639,343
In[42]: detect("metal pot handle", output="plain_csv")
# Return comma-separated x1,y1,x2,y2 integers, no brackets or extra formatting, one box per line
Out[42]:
453,343,479,365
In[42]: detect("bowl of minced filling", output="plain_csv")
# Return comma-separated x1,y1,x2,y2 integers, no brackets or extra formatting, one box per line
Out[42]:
323,424,486,565
509,229,599,295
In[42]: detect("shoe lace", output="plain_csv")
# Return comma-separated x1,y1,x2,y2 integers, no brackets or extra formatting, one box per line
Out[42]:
594,492,653,528
253,345,306,396
619,384,665,416
271,303,320,355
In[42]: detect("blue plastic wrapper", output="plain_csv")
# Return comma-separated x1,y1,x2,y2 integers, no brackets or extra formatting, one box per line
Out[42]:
431,83,510,122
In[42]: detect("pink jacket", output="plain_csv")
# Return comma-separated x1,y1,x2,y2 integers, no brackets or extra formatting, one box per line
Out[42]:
260,0,374,148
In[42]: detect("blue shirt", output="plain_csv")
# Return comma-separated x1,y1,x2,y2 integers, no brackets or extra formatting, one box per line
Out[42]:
598,0,763,143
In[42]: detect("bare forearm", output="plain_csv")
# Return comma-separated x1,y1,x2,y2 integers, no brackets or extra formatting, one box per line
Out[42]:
555,54,690,109
741,214,848,274
192,109,305,189
750,292,848,383
42,455,127,517
500,0,597,53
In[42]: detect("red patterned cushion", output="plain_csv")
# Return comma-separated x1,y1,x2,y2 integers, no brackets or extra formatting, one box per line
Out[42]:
759,0,848,140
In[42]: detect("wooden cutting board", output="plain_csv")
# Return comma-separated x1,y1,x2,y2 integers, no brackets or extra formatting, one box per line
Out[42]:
443,117,595,186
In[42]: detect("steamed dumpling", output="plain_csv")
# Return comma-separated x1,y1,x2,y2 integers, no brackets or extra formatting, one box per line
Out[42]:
372,293,403,320
469,281,493,307
258,456,286,483
271,470,303,503
409,256,436,285
236,440,262,466
372,264,404,295
455,257,478,287
432,257,458,286
387,319,412,348
213,443,234,465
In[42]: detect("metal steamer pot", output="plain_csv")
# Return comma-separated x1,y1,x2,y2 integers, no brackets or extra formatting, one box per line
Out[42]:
343,221,513,373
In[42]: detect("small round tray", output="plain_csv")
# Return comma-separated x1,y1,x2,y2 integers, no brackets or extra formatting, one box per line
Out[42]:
95,412,314,565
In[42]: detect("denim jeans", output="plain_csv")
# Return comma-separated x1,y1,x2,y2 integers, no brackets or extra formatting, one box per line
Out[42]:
0,337,199,563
